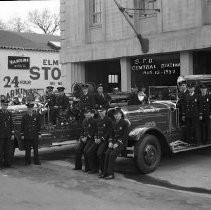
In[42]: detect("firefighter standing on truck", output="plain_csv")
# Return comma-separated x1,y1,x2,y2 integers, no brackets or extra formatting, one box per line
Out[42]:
199,83,211,144
44,86,56,124
95,84,111,109
21,103,41,165
0,99,14,169
176,76,189,125
73,109,97,172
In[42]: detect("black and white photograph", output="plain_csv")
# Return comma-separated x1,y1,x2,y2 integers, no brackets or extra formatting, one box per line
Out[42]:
1,0,211,209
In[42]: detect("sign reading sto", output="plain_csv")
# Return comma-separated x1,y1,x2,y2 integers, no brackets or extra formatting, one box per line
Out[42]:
1,55,63,99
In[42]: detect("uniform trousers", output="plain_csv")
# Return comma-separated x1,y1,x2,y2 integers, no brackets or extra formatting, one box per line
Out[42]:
200,117,211,144
74,138,93,171
86,141,109,172
0,137,12,167
24,138,40,164
103,144,124,176
185,117,200,145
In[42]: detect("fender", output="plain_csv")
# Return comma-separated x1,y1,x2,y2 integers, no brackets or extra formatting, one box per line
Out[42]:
129,126,171,153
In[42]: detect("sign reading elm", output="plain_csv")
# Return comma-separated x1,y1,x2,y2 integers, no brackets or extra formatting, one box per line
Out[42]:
8,56,30,69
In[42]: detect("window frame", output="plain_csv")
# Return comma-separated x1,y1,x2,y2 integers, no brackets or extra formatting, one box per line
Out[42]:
90,0,102,26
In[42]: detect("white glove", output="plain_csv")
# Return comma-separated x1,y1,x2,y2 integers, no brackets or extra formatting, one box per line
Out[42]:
113,143,118,149
108,142,113,148
95,138,101,144
81,137,87,142
21,136,24,140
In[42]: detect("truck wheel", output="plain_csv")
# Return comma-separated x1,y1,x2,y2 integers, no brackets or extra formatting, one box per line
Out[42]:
134,134,161,174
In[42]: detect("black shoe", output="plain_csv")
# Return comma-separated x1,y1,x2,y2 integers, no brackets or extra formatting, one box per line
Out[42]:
87,170,98,174
105,175,115,180
98,174,105,178
73,167,82,170
83,169,90,173
25,162,31,165
34,162,41,165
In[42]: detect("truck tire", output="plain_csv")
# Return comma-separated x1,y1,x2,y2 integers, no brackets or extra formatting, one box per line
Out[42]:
134,134,161,174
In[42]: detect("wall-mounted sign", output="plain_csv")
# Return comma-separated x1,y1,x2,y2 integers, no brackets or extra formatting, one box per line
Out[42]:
131,54,180,87
8,56,30,69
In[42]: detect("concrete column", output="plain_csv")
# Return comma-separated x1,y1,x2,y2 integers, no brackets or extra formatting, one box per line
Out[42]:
120,57,131,92
63,62,85,93
180,52,193,76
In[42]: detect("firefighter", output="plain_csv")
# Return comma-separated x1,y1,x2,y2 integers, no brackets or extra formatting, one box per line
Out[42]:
103,108,129,179
21,103,41,165
44,86,56,124
74,109,97,172
79,84,95,111
0,99,14,168
199,83,211,144
176,76,189,125
95,84,111,109
184,83,200,145
86,107,113,175
55,86,69,110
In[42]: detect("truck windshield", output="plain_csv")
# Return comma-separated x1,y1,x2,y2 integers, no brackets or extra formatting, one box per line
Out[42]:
149,86,178,101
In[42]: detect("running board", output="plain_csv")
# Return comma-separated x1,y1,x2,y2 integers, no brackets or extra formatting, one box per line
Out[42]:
172,143,211,153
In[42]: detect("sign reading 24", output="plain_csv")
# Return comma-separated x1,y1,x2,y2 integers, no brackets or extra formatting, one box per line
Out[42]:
4,76,19,88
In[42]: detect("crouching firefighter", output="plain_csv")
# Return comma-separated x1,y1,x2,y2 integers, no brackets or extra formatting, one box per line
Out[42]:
86,107,113,175
21,103,41,165
74,109,97,172
103,108,129,179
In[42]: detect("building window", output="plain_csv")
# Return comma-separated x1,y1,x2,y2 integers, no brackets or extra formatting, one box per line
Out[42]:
91,0,102,25
138,0,157,17
108,75,118,84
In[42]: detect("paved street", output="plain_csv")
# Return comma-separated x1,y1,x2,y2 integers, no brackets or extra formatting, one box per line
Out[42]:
0,144,211,210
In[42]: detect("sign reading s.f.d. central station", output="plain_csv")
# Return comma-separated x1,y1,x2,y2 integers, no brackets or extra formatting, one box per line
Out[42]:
1,55,62,99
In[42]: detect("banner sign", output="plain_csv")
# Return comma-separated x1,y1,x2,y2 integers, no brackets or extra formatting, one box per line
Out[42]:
8,56,30,69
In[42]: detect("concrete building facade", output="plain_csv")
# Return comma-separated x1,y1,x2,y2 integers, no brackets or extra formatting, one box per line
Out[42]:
60,0,211,92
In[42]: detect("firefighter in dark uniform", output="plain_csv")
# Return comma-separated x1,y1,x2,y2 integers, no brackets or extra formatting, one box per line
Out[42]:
86,107,113,175
103,108,129,179
176,76,189,125
54,86,69,110
95,84,111,109
21,103,41,165
54,86,69,124
199,83,211,144
44,86,56,124
0,99,14,168
74,109,97,172
79,84,95,112
183,83,200,145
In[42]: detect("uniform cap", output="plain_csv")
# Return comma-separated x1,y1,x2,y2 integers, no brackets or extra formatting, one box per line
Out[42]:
84,108,95,114
187,83,195,88
82,84,89,89
57,86,65,92
200,83,207,89
26,103,34,108
177,76,186,85
113,107,123,115
97,83,103,89
98,106,106,112
46,86,54,90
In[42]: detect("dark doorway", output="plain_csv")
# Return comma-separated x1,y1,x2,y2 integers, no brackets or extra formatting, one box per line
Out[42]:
193,51,211,74
85,60,121,93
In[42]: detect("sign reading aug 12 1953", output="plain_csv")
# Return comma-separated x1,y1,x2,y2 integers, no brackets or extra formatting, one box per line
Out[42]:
8,56,30,69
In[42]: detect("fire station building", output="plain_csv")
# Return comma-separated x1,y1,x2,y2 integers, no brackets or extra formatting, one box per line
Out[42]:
60,0,211,92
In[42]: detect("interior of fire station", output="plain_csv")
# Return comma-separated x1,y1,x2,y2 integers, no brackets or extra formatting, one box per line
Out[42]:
85,59,121,93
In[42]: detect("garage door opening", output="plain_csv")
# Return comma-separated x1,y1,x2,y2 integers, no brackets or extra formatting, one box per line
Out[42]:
85,60,121,93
